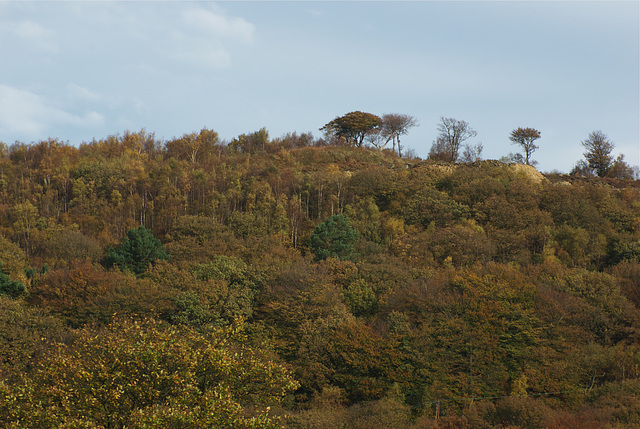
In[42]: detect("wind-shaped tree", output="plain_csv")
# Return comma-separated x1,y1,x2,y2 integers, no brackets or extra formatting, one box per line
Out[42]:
321,111,382,147
509,127,541,166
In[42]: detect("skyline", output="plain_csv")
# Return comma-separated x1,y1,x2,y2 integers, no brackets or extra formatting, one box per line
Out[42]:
1,1,638,173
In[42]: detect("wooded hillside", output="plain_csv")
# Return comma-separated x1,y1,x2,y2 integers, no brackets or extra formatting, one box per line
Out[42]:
1,130,640,428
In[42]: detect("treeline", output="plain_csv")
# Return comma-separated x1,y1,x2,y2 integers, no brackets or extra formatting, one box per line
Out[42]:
1,128,640,428
320,111,638,179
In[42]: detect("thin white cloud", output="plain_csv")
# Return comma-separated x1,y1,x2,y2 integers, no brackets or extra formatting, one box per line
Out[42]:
181,8,255,44
66,83,104,103
66,83,149,116
307,9,325,18
14,20,47,39
161,7,255,69
0,85,104,140
0,85,48,136
4,19,58,53
171,42,232,69
163,28,230,69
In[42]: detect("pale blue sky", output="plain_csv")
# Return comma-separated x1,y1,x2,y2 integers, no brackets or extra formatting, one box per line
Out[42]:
1,1,638,173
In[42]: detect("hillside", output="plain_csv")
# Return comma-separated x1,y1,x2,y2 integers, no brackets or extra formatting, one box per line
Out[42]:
1,132,640,428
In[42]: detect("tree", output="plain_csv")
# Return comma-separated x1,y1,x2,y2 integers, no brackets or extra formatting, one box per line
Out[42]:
321,111,382,147
581,130,614,177
380,114,419,156
166,127,220,164
509,127,541,166
28,260,176,327
310,214,359,261
570,159,594,177
2,318,298,428
103,225,169,275
229,127,270,154
10,201,38,255
429,117,477,163
0,235,28,283
428,137,451,162
460,142,484,163
607,154,635,179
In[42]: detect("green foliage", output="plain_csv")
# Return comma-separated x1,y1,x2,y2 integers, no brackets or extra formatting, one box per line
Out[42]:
1,134,640,426
310,214,359,261
321,111,382,147
323,320,403,403
403,187,471,228
228,210,270,238
170,291,223,327
426,222,495,266
609,239,640,265
0,297,65,376
195,255,257,287
0,236,28,284
0,270,25,298
343,279,378,317
0,317,298,429
229,127,270,153
143,260,256,329
344,197,383,244
104,225,170,275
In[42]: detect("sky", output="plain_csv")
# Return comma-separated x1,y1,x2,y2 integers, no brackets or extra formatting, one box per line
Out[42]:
1,0,638,173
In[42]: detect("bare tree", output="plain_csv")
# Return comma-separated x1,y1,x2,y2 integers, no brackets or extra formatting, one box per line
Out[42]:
460,142,484,163
428,137,449,162
429,117,477,162
509,127,541,165
381,114,419,157
502,152,526,165
364,128,387,150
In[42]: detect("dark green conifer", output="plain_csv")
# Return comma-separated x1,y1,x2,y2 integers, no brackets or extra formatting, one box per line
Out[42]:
310,214,359,261
103,226,169,275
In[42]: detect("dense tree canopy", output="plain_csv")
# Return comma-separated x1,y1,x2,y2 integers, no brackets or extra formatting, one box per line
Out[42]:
1,317,298,428
0,126,639,428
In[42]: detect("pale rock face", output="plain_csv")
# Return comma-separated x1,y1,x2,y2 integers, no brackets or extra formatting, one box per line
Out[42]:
509,163,546,184
415,160,547,184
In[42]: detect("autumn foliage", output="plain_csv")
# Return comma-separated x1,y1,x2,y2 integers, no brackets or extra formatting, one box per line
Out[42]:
1,129,640,428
